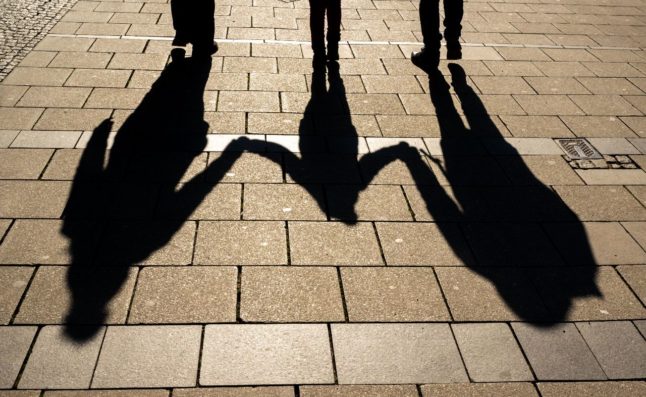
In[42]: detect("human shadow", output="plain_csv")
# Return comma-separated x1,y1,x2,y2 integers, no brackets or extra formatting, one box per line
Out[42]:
410,64,600,323
62,50,246,341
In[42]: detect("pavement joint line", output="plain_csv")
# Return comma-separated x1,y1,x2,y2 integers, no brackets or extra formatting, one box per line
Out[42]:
44,33,645,51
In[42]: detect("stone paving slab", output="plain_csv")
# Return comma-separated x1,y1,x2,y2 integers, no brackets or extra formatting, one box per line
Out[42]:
0,326,37,388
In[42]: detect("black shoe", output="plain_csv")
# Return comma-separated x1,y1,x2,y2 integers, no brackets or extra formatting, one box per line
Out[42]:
411,48,439,74
327,43,339,61
193,41,218,57
446,41,462,60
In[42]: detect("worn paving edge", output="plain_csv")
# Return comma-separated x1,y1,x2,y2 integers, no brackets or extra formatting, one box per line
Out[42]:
46,33,645,51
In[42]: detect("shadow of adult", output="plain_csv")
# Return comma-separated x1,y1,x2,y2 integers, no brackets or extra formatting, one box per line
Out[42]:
62,50,245,341
412,64,600,324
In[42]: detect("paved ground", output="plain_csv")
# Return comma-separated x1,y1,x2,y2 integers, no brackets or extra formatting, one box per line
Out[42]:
0,0,79,82
1,0,646,395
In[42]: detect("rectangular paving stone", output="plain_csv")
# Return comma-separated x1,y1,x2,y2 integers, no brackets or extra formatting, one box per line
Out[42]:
34,36,95,51
576,169,646,185
49,51,112,69
0,180,70,218
513,95,584,115
11,130,82,148
545,222,646,265
301,385,418,397
452,323,533,382
4,67,72,86
129,267,237,324
561,116,635,138
341,267,449,322
554,185,646,221
377,222,472,266
174,387,293,397
201,324,333,385
472,76,534,94
223,57,277,73
347,93,405,115
18,51,56,67
617,265,646,306
249,73,307,92
289,221,383,266
206,152,282,183
108,53,169,70
435,267,549,322
538,381,646,397
19,325,105,389
524,77,589,95
500,115,573,137
570,95,641,116
240,266,344,322
0,326,37,388
35,108,112,130
0,108,44,130
362,76,423,94
578,77,643,95
194,221,287,265
0,148,53,179
533,266,646,321
423,383,538,397
243,184,325,220
512,322,606,381
0,267,33,325
0,220,98,265
218,91,280,112
327,184,412,222
84,88,147,109
15,266,136,325
93,325,201,388
90,38,147,53
332,323,467,384
576,321,646,379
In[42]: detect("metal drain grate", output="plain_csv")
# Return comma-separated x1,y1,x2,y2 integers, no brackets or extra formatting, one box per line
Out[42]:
555,138,603,160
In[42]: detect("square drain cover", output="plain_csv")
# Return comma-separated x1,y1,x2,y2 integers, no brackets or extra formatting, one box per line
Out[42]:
556,138,602,160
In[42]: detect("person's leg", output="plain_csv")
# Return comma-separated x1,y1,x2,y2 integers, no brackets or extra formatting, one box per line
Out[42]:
170,0,189,46
443,0,463,59
309,0,326,64
412,0,441,72
326,0,341,60
192,0,218,56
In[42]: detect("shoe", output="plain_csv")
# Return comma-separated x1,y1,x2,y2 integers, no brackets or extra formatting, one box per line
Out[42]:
193,41,218,57
327,43,339,61
446,41,462,60
411,48,439,74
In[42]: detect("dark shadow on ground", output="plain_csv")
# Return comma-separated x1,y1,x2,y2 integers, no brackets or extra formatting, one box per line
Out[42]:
62,50,247,341
62,55,600,341
409,64,600,323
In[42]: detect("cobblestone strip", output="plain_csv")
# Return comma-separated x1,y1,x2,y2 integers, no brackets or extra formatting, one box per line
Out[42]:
0,0,80,82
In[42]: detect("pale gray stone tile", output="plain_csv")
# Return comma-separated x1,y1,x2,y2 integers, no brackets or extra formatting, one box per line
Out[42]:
0,326,37,388
173,387,293,397
587,138,641,154
576,321,646,379
302,385,418,397
483,137,564,155
512,323,606,380
11,130,82,149
0,131,19,148
421,383,538,397
452,323,533,382
576,169,646,185
19,325,104,389
332,323,468,384
0,267,33,324
92,325,201,388
200,324,333,385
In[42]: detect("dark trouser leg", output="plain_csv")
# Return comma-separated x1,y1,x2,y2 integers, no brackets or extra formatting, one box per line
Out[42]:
443,0,463,42
419,0,441,50
171,0,189,44
309,0,326,53
326,0,341,45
